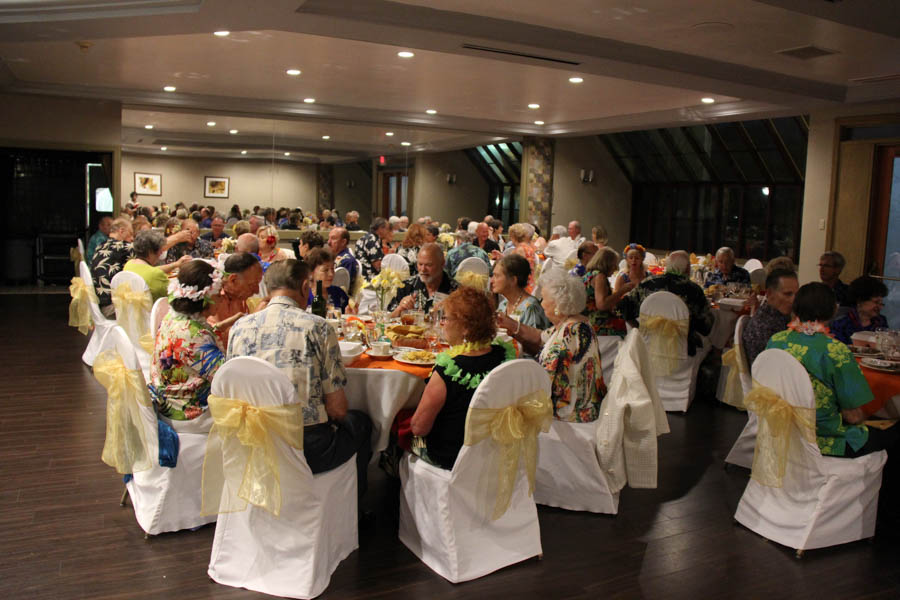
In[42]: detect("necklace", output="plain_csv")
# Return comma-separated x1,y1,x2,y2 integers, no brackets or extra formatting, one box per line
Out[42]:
507,291,526,315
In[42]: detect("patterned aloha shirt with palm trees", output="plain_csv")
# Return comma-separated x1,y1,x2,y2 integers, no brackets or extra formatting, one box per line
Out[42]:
539,320,606,423
766,329,870,456
149,311,225,420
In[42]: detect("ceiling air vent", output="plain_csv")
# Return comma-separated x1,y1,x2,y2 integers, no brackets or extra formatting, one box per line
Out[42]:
776,45,839,60
461,44,580,66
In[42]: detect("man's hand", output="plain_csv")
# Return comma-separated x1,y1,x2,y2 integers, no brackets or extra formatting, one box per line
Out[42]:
841,407,866,425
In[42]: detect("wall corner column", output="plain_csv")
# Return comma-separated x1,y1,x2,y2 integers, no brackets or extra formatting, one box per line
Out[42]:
520,136,555,235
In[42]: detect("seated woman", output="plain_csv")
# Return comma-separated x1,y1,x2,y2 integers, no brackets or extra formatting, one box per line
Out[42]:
305,246,351,313
507,222,537,291
582,246,627,337
124,230,188,301
492,254,550,355
149,259,225,425
256,225,292,272
614,243,647,296
831,276,889,345
397,223,426,267
409,287,515,469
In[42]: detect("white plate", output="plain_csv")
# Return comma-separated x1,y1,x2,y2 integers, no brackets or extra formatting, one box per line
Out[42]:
394,352,436,366
860,357,900,373
849,345,881,357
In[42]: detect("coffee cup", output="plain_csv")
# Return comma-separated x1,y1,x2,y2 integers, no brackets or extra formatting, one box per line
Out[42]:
370,341,392,356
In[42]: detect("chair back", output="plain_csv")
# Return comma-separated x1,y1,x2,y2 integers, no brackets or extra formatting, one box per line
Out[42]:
382,253,410,278
563,249,578,271
110,270,152,351
77,238,86,259
79,260,108,324
644,252,658,266
151,296,170,336
456,256,489,276
749,267,766,287
639,291,690,370
333,266,350,292
733,315,752,394
744,258,764,272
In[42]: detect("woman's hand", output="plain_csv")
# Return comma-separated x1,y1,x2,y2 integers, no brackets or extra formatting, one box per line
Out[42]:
496,311,517,333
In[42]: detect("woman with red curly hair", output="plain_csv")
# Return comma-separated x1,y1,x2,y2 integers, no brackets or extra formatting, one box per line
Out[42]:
613,242,647,296
408,286,515,469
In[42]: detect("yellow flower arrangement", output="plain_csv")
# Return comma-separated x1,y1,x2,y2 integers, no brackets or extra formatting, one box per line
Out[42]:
363,267,406,309
437,232,455,250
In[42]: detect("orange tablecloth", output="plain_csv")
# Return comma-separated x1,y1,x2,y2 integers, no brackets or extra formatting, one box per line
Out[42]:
349,353,433,379
857,357,900,416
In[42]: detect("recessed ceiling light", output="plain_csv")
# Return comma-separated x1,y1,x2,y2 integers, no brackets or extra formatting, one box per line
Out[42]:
425,109,437,115
144,124,153,129
701,97,716,104
229,129,238,134
241,150,247,155
303,98,315,104
534,120,545,125
284,152,291,156
285,68,301,76
160,146,167,151
401,141,411,146
397,51,415,58
385,132,394,136
527,103,540,109
322,135,330,140
163,85,176,92
568,76,584,84
206,121,216,127
213,30,230,37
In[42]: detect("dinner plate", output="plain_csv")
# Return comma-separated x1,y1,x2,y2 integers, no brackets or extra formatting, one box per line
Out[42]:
394,351,436,366
365,352,393,360
860,357,900,373
849,345,882,358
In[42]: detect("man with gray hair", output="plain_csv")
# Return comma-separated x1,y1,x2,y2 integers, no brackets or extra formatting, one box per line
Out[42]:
389,242,458,316
568,220,585,247
235,232,259,254
227,259,373,506
819,250,851,306
248,214,263,235
388,215,402,232
345,210,361,231
704,246,750,288
543,223,578,270
618,250,713,356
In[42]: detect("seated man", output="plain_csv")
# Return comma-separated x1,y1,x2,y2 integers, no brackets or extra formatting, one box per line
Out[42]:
819,250,852,307
445,231,490,277
328,226,358,289
569,241,598,278
90,216,135,317
199,214,230,248
208,252,264,346
618,250,714,356
86,215,112,262
542,225,577,270
165,219,214,263
704,246,750,288
227,260,372,502
741,268,798,366
234,232,259,254
390,243,458,316
473,222,500,254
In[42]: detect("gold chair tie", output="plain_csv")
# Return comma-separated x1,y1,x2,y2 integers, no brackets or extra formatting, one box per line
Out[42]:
93,351,152,475
639,313,689,376
201,395,304,517
464,390,552,520
112,281,152,342
454,271,489,292
743,382,816,488
564,257,578,272
720,345,748,410
68,276,96,335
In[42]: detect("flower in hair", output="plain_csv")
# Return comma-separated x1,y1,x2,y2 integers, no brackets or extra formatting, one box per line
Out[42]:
266,235,276,246
168,264,224,306
624,243,646,256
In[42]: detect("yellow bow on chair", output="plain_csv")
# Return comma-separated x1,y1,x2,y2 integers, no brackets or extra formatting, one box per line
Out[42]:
112,281,152,345
563,257,578,272
743,382,816,488
720,345,748,410
454,270,489,292
639,313,689,376
68,276,96,335
464,390,552,520
93,351,152,475
201,396,305,517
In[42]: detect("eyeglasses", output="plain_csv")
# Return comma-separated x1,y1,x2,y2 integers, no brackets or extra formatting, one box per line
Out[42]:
817,263,837,269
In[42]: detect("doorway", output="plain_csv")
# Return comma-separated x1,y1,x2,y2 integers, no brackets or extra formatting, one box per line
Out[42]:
381,171,409,217
866,144,900,325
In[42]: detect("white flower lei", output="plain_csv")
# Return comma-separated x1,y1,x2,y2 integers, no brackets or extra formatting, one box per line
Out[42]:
168,263,224,303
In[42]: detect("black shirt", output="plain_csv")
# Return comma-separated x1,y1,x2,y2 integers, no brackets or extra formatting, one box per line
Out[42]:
477,238,501,254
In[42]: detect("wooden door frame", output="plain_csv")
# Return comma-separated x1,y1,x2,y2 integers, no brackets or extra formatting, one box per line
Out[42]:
866,144,900,274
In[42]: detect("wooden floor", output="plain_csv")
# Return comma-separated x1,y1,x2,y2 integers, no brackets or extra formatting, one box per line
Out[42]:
1,294,898,600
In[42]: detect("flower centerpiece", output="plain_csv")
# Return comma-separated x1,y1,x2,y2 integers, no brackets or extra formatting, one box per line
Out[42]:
220,236,237,254
363,267,406,311
437,232,455,251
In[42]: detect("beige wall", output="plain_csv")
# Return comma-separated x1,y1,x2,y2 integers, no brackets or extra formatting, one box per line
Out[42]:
412,151,489,225
551,136,632,250
799,101,900,283
0,92,121,148
120,154,317,215
334,162,373,229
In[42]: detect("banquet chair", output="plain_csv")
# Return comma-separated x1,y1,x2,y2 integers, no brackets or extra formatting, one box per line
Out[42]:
723,316,757,469
456,256,489,276
749,267,766,288
207,356,357,599
381,253,410,278
743,258,764,272
399,359,547,583
639,291,706,412
333,266,350,293
96,326,217,536
78,260,116,367
563,249,578,271
110,270,153,378
150,296,169,336
644,252,658,266
734,349,887,556
455,256,490,291
596,335,622,387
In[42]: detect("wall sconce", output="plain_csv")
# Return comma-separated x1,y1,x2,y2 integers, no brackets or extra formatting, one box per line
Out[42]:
580,169,594,184
446,173,457,184
346,178,355,189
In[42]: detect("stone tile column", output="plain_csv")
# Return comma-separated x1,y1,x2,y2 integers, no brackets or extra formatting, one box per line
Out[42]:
316,163,334,216
520,136,555,236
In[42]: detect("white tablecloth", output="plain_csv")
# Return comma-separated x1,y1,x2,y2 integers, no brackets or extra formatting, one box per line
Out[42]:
345,367,425,458
709,306,740,350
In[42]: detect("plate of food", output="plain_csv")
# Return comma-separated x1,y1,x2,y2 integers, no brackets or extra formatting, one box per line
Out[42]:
860,357,900,373
394,349,437,366
849,345,882,358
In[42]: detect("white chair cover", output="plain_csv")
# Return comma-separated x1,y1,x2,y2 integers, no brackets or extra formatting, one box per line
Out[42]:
456,256,489,276
381,253,410,278
734,349,887,553
743,258,764,272
749,267,767,287
78,260,116,366
207,357,358,599
345,368,425,458
724,316,757,469
399,359,545,583
98,326,217,535
150,296,169,336
333,266,350,293
110,270,153,378
644,252,658,266
639,291,706,412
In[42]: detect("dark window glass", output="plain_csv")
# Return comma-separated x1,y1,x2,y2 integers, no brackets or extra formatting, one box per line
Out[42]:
771,186,801,259
695,186,718,253
722,186,742,249
651,187,674,247
672,187,695,249
742,186,769,259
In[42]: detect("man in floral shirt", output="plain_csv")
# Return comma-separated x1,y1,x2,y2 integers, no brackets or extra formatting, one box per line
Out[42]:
90,217,134,317
445,231,490,277
164,219,214,263
354,217,391,280
227,259,372,500
703,246,750,288
389,243,457,316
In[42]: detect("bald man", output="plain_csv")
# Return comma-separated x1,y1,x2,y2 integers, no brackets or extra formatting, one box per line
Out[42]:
235,232,260,254
389,243,458,316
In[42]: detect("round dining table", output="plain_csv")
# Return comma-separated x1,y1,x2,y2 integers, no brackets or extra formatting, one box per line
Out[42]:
857,357,900,417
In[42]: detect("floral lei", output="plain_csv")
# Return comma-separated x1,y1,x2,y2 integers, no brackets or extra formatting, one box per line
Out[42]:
787,317,832,337
168,262,224,307
623,242,646,257
433,339,515,390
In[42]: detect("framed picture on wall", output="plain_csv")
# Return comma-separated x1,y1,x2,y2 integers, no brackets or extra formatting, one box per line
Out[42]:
204,176,230,198
134,172,162,196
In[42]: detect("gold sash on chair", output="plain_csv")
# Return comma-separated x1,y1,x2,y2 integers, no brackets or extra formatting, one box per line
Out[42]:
112,281,152,350
464,390,552,520
454,270,489,292
93,351,152,475
201,395,304,517
639,313,689,376
743,382,816,488
720,344,748,410
68,276,96,335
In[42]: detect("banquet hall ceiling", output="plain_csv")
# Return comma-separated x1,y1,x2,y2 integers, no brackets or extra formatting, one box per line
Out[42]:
0,0,898,163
